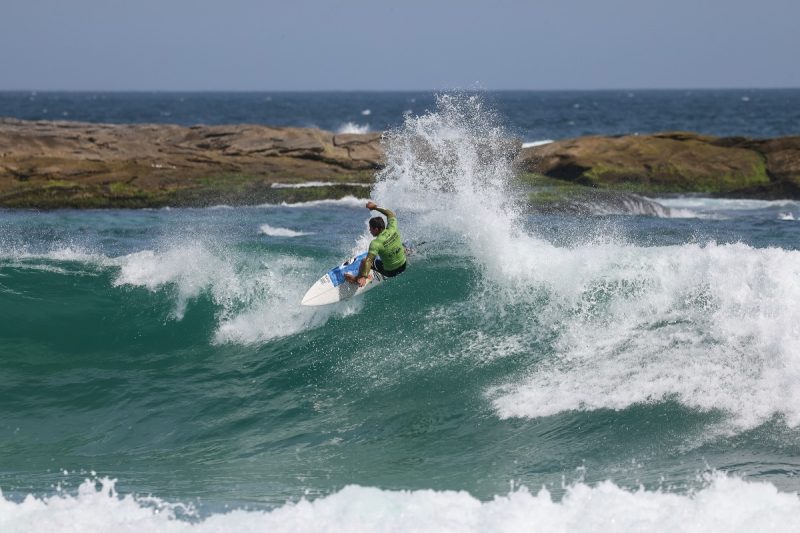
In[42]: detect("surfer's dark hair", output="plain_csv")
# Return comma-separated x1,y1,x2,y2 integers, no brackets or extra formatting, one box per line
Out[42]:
369,216,385,231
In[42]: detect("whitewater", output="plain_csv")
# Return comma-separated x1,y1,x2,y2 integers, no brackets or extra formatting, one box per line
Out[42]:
1,94,800,531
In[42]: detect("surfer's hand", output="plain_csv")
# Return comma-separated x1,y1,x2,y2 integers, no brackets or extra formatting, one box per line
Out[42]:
357,276,368,287
366,201,377,210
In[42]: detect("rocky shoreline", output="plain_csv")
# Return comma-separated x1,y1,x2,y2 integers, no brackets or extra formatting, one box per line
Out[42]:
1,117,798,210
521,132,800,199
0,118,381,208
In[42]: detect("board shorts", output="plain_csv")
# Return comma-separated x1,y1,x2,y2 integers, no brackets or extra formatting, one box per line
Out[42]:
375,259,406,278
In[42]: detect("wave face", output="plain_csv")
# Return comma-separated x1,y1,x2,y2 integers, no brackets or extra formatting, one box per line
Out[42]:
2,95,800,525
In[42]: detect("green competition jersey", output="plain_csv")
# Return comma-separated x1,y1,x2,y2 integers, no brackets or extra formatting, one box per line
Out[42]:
358,208,406,277
369,214,406,270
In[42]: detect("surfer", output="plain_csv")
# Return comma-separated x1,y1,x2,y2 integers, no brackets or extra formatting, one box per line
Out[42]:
345,201,407,287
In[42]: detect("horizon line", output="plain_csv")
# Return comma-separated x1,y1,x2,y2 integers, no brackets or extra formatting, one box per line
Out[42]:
1,87,799,94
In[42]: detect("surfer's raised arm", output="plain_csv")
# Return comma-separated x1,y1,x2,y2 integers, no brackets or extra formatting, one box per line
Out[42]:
367,201,396,220
344,201,408,287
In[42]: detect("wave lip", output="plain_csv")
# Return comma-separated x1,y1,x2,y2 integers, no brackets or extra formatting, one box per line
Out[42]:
109,239,351,344
657,197,800,212
270,182,370,189
551,192,676,217
0,245,108,264
262,195,369,209
1,475,799,532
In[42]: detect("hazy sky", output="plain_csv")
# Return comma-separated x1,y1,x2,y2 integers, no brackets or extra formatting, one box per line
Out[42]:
2,0,798,91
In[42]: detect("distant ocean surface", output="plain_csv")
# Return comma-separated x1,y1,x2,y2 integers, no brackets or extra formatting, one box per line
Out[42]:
1,89,800,141
2,92,800,531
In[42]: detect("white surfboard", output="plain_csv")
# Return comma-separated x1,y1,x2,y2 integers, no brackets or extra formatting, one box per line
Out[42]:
301,252,387,306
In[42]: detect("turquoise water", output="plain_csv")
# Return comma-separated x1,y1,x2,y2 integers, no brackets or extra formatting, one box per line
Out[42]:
2,95,800,530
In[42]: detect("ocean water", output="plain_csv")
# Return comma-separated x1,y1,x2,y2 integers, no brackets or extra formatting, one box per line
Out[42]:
2,94,800,531
2,88,800,141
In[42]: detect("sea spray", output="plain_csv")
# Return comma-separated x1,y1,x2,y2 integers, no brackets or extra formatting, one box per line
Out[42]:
373,93,525,263
369,93,800,433
337,121,370,134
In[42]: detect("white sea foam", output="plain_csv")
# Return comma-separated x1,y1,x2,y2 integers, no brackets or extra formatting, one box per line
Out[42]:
267,196,368,209
337,121,371,134
663,207,701,218
521,139,554,148
485,240,800,430
1,475,798,532
259,224,312,237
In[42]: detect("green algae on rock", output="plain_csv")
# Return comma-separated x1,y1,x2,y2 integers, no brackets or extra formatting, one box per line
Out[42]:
521,132,800,198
